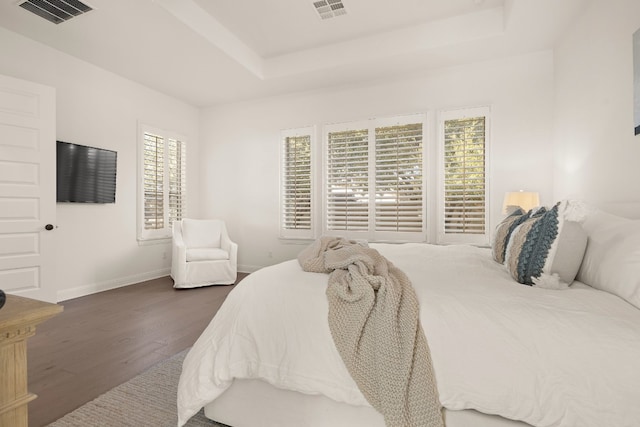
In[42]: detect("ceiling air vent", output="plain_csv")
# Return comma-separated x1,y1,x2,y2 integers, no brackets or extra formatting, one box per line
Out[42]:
313,0,346,20
18,0,93,25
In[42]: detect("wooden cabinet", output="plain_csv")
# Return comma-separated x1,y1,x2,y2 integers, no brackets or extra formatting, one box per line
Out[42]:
0,295,62,427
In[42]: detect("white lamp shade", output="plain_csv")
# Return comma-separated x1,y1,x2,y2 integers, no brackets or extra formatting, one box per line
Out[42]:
502,191,540,214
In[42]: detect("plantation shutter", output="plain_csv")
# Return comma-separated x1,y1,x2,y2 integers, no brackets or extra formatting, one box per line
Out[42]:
143,132,164,230
168,138,186,226
281,132,312,238
375,123,423,232
439,107,489,244
139,125,187,241
326,128,369,231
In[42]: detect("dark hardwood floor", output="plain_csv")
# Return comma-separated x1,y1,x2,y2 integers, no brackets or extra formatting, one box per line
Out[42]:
27,274,247,427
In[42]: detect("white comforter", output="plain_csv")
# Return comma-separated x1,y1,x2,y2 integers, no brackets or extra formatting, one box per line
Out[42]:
177,243,640,427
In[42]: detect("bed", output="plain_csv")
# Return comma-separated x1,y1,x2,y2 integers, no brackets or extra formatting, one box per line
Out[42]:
176,202,640,427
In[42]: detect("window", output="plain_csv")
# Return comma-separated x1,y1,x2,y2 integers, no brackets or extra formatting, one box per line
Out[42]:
325,125,369,232
374,122,424,234
280,127,314,239
324,114,426,242
138,124,187,241
438,107,490,245
280,109,488,245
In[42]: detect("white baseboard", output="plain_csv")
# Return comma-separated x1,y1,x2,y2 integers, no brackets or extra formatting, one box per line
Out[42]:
56,268,171,302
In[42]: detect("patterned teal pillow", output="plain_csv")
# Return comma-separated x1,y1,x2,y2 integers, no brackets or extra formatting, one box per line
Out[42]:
492,207,546,264
492,208,525,264
505,201,588,286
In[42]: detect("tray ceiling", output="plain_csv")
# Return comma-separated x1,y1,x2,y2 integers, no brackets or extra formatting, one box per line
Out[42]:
0,0,590,106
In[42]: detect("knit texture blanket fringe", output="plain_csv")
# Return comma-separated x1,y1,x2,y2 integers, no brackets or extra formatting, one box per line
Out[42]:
298,237,444,427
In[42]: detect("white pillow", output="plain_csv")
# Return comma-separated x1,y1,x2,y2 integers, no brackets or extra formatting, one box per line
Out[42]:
577,211,640,309
181,219,222,249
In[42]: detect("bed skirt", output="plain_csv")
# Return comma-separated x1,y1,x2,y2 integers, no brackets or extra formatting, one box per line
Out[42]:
204,378,533,427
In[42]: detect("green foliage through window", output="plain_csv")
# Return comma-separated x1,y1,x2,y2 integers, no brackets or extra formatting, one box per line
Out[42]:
443,116,486,235
282,135,312,230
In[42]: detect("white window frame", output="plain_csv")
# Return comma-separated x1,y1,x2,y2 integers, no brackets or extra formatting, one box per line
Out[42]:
279,126,316,240
137,123,187,242
322,114,427,243
437,106,490,246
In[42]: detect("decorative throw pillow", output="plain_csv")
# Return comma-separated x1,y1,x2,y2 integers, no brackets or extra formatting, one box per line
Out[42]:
492,207,546,264
504,201,588,286
492,208,526,264
576,211,640,309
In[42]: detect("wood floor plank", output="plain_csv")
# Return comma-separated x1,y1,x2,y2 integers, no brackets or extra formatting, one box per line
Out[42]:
26,274,246,427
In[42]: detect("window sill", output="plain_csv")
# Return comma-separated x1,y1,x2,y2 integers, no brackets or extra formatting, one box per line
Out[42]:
278,237,315,245
137,237,171,246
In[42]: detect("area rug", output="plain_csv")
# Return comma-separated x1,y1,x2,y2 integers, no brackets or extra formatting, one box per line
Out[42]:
47,349,227,427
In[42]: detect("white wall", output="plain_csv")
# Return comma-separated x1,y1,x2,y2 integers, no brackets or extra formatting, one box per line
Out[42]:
0,27,201,301
200,51,557,271
554,0,640,203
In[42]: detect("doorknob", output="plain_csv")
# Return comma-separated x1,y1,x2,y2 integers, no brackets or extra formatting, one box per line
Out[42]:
45,224,54,231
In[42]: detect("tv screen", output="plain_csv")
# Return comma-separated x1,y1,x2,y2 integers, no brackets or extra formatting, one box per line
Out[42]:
56,141,117,203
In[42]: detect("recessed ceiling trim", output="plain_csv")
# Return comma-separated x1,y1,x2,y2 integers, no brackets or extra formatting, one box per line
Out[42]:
155,0,265,79
264,6,505,79
18,0,93,25
154,0,504,82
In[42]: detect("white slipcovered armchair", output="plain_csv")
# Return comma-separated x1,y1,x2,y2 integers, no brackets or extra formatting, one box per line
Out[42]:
171,219,238,288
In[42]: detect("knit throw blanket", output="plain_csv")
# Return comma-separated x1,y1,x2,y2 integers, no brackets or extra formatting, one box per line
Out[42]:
297,237,444,427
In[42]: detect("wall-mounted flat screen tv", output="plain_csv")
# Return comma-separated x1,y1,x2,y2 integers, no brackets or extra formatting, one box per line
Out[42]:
56,141,117,203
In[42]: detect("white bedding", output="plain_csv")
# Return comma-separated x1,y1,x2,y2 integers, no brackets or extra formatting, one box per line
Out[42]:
177,243,640,427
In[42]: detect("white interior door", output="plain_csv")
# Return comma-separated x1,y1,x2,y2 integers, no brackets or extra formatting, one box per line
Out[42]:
0,74,56,302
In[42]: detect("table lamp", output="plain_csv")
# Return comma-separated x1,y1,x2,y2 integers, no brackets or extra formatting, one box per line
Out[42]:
502,191,540,215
